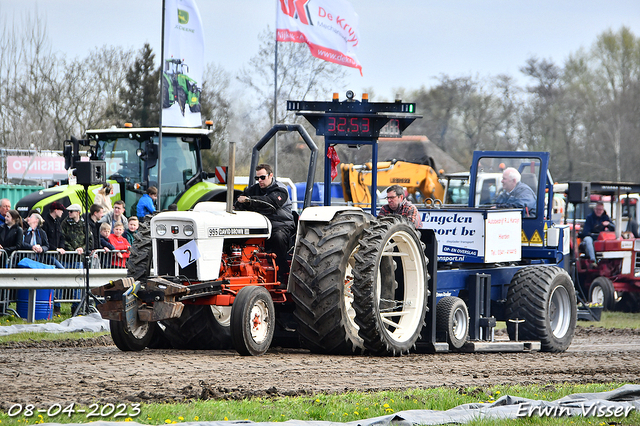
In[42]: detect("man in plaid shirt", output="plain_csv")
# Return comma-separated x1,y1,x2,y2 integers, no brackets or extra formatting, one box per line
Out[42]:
378,185,422,229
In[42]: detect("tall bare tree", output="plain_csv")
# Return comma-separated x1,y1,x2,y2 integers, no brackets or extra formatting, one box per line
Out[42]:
589,27,640,181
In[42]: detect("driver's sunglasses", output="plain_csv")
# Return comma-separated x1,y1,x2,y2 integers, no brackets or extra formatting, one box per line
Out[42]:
386,195,398,200
255,175,268,181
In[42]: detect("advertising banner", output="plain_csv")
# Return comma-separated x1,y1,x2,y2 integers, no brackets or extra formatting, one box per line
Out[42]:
420,209,521,263
276,0,362,74
162,0,204,127
7,156,67,180
484,211,522,262
421,210,485,263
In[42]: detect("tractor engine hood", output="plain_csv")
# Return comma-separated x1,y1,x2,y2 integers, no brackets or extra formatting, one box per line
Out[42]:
150,202,271,281
150,202,271,240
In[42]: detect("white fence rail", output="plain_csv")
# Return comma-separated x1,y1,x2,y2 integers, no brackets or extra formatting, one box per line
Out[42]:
0,249,127,322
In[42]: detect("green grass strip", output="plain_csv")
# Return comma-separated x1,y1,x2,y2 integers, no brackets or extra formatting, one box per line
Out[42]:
0,383,637,425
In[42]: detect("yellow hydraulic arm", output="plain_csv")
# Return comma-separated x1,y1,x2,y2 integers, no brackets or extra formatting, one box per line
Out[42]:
340,160,444,207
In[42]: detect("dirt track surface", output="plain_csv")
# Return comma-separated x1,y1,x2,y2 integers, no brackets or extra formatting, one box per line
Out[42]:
1,327,640,409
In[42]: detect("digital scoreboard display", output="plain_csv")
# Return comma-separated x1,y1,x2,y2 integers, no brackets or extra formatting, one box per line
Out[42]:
321,116,371,137
287,95,419,140
318,116,402,138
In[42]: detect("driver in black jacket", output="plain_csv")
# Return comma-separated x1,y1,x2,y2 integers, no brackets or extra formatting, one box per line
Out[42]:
235,163,294,284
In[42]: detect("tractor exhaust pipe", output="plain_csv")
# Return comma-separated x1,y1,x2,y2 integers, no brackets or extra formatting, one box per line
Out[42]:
227,142,236,213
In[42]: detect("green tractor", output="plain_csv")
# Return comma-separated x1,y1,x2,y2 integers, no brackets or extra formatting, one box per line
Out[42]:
163,59,201,116
16,127,228,219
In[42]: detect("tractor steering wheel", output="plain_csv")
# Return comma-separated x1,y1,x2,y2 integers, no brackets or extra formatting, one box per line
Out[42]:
248,198,277,214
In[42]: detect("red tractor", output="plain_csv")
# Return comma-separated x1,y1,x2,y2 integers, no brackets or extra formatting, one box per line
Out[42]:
570,182,640,312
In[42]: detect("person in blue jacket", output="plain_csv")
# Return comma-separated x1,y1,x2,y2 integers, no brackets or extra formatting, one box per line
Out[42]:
136,186,157,219
495,167,537,217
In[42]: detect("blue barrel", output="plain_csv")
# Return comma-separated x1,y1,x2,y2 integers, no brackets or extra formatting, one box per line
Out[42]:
16,289,54,320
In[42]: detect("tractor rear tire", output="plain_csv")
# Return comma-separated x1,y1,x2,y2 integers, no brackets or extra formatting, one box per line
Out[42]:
289,210,373,354
352,215,429,356
617,291,640,313
162,304,232,350
505,265,576,352
436,296,469,350
127,220,152,282
148,322,173,349
271,305,300,348
230,286,275,356
589,277,615,311
122,218,175,349
109,319,155,351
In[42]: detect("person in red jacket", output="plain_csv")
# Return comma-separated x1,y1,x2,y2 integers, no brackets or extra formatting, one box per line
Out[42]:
107,222,130,268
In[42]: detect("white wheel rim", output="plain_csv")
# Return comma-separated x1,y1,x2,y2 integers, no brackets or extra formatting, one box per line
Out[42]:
452,307,468,340
344,247,361,333
249,299,270,344
375,230,425,343
591,285,605,305
210,305,232,327
131,321,149,339
549,285,571,338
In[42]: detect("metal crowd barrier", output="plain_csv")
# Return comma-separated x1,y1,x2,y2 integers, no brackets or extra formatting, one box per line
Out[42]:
0,249,16,316
7,249,128,270
0,249,128,321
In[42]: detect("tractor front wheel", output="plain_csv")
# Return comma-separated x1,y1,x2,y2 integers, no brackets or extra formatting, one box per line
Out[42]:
230,286,275,356
589,277,615,311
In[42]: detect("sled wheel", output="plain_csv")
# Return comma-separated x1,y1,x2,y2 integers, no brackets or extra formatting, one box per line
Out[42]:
289,210,373,354
436,296,469,350
589,277,615,311
109,319,154,351
231,286,275,356
506,265,577,352
352,215,429,356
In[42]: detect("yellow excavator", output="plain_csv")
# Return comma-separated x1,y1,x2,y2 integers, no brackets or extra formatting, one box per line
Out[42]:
340,159,444,207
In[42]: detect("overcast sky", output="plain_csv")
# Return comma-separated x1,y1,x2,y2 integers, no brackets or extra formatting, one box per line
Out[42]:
3,0,640,100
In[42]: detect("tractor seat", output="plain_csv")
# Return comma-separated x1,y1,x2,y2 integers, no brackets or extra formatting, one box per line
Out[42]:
597,231,616,240
593,231,617,252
